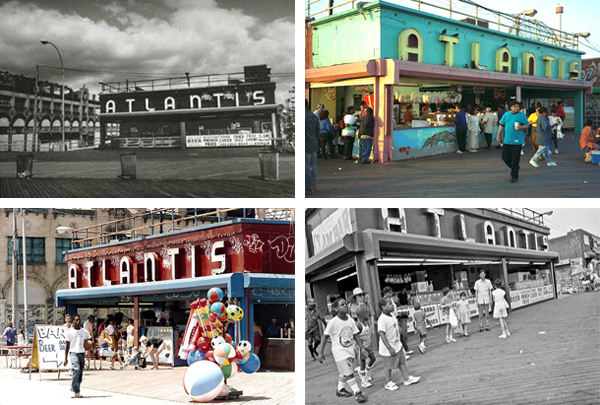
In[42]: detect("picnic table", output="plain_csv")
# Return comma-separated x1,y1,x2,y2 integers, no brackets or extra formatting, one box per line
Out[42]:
1,345,33,369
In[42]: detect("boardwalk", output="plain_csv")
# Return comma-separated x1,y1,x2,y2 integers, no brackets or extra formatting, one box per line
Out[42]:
0,147,294,197
307,133,600,198
305,291,600,405
0,361,294,404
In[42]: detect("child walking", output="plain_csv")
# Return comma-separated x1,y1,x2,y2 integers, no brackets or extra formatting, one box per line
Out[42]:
355,306,376,388
440,287,456,343
317,298,368,403
492,279,511,338
412,303,430,354
378,297,420,391
456,292,471,336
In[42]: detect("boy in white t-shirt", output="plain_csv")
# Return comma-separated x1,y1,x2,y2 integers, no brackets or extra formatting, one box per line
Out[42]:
317,298,368,403
378,297,421,391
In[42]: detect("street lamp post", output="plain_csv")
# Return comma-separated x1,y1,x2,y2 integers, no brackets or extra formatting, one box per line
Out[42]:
41,40,65,152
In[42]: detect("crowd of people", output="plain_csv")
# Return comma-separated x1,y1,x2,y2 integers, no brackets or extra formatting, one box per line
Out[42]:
308,270,513,403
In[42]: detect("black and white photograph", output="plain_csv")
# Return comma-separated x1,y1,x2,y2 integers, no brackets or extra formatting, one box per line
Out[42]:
0,0,295,197
305,208,600,404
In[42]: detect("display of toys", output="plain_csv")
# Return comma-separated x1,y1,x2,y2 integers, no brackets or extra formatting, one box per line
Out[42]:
183,360,224,402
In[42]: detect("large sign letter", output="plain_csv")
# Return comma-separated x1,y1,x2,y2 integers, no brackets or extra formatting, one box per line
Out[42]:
211,241,226,275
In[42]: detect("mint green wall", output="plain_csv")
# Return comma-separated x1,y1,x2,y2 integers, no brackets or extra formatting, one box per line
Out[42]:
309,1,584,81
311,8,381,67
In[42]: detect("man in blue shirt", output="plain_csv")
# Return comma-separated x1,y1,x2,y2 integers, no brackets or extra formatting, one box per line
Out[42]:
454,104,468,153
267,319,282,337
2,321,17,346
496,100,529,182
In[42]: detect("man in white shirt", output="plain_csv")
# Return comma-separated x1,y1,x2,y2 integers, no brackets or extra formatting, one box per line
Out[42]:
64,315,92,398
474,270,493,332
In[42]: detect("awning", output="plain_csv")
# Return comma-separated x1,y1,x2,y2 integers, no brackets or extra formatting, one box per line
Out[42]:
55,273,295,306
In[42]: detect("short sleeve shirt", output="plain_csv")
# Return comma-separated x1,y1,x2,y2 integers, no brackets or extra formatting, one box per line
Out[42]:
66,328,92,354
499,111,528,145
378,313,401,356
474,279,493,305
3,327,17,343
324,316,359,362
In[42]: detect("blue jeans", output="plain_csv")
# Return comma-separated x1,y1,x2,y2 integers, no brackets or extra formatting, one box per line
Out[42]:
70,353,85,393
531,145,554,164
305,151,317,192
359,137,373,163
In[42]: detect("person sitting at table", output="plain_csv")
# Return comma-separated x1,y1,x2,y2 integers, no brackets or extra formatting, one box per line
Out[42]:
266,319,282,337
2,321,17,346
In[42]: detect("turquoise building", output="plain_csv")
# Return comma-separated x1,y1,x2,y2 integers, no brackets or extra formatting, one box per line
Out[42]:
306,1,593,162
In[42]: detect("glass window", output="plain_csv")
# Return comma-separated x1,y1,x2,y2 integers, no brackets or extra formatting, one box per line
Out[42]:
7,237,45,263
55,238,72,263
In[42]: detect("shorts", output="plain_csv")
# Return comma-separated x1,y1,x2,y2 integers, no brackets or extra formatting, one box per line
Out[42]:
335,356,355,377
381,352,400,370
101,348,116,357
358,344,374,362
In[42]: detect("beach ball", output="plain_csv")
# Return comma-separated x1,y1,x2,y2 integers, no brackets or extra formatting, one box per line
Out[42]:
210,302,226,317
344,115,356,126
226,305,244,321
240,353,260,374
183,360,224,402
187,349,205,366
220,361,239,379
207,288,223,304
213,343,236,366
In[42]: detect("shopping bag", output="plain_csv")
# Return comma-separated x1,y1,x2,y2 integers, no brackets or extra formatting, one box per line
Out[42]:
449,308,458,328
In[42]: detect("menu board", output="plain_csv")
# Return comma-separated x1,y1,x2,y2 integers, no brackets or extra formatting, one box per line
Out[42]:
32,325,70,371
186,133,271,147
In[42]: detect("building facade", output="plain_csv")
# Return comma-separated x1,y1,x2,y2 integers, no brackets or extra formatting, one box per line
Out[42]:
99,65,280,149
582,58,600,127
0,71,100,152
305,1,593,162
306,208,558,341
549,229,600,289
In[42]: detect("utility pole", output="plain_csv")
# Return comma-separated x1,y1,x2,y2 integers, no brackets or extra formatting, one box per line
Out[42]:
11,209,19,329
22,209,28,341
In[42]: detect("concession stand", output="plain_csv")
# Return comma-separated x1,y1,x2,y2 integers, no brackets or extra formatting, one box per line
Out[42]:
305,208,558,339
305,0,593,162
55,215,295,369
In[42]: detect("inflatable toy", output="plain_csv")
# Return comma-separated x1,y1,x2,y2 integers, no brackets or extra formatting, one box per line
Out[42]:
207,287,223,304
205,350,215,363
238,340,251,351
226,305,244,321
211,335,225,349
240,353,260,374
344,114,357,125
187,349,205,366
213,343,236,366
220,361,238,378
210,302,226,317
183,360,224,402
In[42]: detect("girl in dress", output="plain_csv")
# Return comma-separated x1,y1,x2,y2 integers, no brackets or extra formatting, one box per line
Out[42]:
440,287,456,343
492,279,511,338
456,292,471,336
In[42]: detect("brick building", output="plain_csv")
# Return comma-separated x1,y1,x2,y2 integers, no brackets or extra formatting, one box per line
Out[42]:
549,229,600,289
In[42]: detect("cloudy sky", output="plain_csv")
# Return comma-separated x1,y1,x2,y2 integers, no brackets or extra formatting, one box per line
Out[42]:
0,0,294,103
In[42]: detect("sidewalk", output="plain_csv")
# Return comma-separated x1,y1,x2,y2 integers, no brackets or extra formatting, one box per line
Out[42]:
305,291,600,405
0,361,294,404
307,133,600,198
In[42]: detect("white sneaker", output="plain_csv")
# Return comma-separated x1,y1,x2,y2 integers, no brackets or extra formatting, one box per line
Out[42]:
405,350,414,355
418,343,424,354
456,150,463,154
72,392,81,398
506,330,511,336
404,376,421,386
529,159,538,168
449,338,457,342
384,381,399,391
499,333,507,338
547,162,557,167
361,378,372,388
555,149,559,154
520,150,524,155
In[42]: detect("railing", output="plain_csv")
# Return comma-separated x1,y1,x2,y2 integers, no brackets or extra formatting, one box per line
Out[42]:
116,136,181,149
68,208,294,247
306,0,582,50
495,208,550,225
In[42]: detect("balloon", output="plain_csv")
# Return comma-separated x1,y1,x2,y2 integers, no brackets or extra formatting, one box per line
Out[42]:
234,347,244,360
344,115,357,125
183,360,224,402
211,336,225,349
226,305,244,321
187,349,205,366
240,353,260,374
237,348,250,365
210,302,226,317
220,362,238,379
238,340,252,351
205,350,216,363
207,288,223,304
197,336,211,352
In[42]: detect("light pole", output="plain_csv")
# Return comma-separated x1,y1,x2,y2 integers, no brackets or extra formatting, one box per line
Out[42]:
41,40,65,152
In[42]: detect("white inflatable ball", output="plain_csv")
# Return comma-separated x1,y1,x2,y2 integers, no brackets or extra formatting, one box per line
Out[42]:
343,115,356,126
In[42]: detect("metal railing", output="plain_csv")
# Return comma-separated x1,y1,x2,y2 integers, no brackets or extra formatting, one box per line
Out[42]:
495,208,551,225
306,0,582,50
